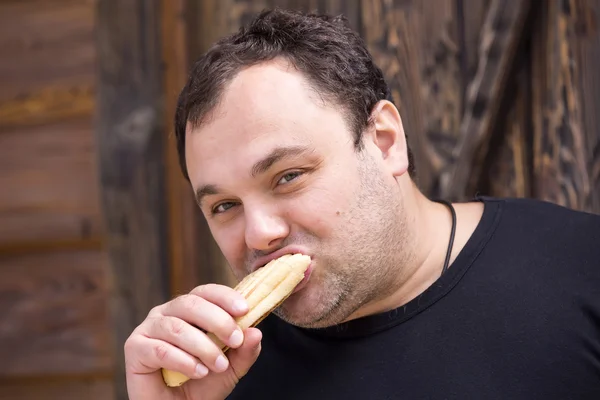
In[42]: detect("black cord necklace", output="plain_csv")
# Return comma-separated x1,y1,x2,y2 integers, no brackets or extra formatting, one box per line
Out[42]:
435,199,457,275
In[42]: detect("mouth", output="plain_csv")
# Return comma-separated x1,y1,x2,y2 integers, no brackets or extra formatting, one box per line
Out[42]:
291,262,313,294
250,246,311,273
250,246,314,294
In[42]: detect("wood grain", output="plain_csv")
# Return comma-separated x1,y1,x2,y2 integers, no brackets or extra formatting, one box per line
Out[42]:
412,0,463,197
0,117,104,245
0,0,95,105
483,64,532,198
0,250,113,377
95,0,171,397
361,1,429,191
440,0,532,200
531,0,592,212
0,377,113,400
570,0,600,212
0,85,94,130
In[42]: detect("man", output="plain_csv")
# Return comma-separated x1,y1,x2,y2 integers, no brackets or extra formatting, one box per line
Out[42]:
124,8,600,400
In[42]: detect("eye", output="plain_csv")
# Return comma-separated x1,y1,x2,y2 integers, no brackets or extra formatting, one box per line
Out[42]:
277,171,302,185
212,201,237,215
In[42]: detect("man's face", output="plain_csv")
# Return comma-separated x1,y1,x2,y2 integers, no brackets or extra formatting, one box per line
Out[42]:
185,61,408,328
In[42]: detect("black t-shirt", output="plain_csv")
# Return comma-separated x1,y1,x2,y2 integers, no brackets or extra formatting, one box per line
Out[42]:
227,197,600,399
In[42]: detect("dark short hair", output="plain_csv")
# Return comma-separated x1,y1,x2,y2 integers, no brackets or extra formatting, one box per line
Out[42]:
175,8,415,180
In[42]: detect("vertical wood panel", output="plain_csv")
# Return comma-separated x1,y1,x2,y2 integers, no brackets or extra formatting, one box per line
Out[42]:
95,1,170,398
532,0,592,211
0,0,95,105
570,0,600,212
361,1,429,191
482,63,532,198
412,0,463,197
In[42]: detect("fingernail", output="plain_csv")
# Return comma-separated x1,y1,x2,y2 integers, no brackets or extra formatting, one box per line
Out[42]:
229,329,244,347
195,363,208,377
233,300,248,313
215,355,229,372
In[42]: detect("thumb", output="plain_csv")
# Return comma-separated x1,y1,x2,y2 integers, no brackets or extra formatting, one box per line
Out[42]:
227,327,262,383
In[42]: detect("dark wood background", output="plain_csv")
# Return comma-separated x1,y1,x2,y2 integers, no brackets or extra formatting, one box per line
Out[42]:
0,1,598,399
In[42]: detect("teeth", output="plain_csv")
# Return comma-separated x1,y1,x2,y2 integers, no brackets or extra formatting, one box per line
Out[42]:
162,253,311,387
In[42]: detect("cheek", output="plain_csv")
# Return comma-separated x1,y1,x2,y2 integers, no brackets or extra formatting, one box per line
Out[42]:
287,179,355,237
208,219,247,272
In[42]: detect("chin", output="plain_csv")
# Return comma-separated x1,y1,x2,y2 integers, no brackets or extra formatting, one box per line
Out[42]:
274,280,346,329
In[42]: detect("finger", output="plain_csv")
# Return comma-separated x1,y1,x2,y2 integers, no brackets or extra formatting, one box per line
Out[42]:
227,327,263,382
190,283,249,316
133,335,210,380
146,316,231,374
161,294,245,349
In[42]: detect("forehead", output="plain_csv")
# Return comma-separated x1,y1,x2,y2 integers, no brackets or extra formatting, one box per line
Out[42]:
184,61,351,183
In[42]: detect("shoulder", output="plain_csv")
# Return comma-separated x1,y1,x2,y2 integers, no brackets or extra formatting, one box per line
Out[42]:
479,196,600,238
475,196,600,273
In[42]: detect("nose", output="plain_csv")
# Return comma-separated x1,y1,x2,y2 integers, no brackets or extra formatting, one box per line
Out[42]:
244,205,289,251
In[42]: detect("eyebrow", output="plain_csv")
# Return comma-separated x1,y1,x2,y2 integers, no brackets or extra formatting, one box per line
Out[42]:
250,145,313,178
195,145,314,207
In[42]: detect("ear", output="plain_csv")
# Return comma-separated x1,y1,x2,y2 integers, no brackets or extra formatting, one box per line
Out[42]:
364,100,409,177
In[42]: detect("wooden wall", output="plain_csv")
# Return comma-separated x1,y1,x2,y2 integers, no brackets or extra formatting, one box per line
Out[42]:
0,0,115,399
1,1,599,399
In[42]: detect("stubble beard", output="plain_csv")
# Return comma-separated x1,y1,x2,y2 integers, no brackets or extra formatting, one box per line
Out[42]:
275,153,411,329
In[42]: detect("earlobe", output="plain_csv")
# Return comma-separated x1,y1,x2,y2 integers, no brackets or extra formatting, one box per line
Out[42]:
369,100,409,177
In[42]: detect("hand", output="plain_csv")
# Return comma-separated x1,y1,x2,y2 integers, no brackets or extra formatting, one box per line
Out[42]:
124,284,263,400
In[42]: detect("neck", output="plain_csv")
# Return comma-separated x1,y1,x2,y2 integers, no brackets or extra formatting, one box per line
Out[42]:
343,183,460,322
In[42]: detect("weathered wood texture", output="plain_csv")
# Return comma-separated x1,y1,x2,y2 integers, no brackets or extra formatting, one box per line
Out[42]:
0,377,113,400
0,0,95,129
0,1,116,398
95,0,171,398
532,0,599,212
162,0,196,297
0,250,113,377
480,62,532,198
440,0,533,199
572,0,600,212
0,118,104,246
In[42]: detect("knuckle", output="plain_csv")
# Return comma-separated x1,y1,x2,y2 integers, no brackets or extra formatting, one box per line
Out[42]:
161,316,185,337
181,293,204,311
154,344,169,362
123,336,136,355
148,304,163,317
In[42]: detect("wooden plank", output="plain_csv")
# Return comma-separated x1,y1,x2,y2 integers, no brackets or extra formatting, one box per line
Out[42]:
411,0,463,197
95,1,171,397
0,84,94,130
440,0,532,200
360,1,429,192
0,117,104,245
0,250,113,377
570,0,600,213
457,0,491,106
531,0,594,212
481,64,532,198
0,377,114,400
0,0,95,105
161,0,194,297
